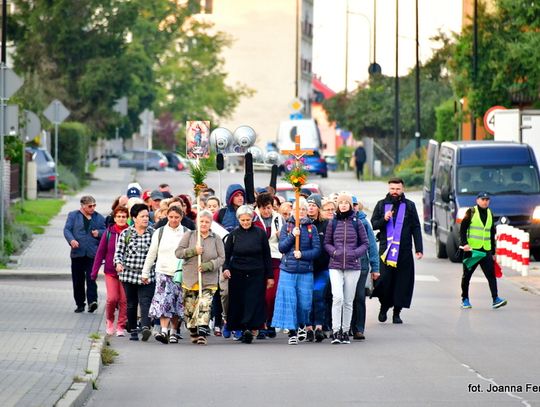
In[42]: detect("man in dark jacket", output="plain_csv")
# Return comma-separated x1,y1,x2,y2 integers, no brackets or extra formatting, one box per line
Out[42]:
214,184,245,232
63,195,106,313
371,178,423,324
354,144,367,180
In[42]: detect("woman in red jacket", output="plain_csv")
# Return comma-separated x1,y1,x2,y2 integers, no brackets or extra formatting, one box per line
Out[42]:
91,206,129,336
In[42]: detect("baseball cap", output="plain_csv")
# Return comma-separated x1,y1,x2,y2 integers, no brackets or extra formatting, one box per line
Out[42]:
150,190,165,201
476,191,490,199
352,196,358,205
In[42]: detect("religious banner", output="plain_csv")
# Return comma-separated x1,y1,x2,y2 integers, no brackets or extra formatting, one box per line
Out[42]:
186,120,210,159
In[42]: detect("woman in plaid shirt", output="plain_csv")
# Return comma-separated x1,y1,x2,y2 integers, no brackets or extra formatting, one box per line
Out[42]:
114,203,155,341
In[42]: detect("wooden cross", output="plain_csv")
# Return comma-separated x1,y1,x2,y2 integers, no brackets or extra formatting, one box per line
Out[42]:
280,134,313,251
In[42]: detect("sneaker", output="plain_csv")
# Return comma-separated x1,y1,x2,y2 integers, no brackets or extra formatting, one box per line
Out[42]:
288,335,298,345
256,330,267,340
306,329,315,342
222,324,231,338
378,307,388,323
155,332,169,344
314,328,325,343
297,327,307,342
242,330,254,344
116,329,126,337
141,326,152,342
214,326,222,337
88,302,98,313
331,332,341,345
168,334,178,344
341,332,350,344
461,298,472,309
196,336,207,345
266,327,277,338
353,332,365,340
129,331,139,341
232,330,243,341
74,306,85,313
106,320,115,336
492,297,507,309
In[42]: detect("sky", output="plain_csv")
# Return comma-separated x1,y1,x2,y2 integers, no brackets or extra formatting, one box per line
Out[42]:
313,0,464,92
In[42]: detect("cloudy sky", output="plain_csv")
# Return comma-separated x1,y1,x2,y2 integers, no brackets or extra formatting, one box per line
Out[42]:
313,0,463,92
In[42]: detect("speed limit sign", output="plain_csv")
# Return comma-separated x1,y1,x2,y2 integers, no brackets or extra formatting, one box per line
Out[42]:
483,105,507,135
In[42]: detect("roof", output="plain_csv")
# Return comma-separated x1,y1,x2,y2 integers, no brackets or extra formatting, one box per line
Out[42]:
312,76,336,100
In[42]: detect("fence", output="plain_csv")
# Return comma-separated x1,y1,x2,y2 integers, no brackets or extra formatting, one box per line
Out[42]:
496,224,530,276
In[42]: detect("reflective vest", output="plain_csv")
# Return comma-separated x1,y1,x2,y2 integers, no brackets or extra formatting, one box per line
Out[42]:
467,206,492,250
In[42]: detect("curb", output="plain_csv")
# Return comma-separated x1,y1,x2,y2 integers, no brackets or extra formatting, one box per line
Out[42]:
0,271,71,280
55,326,106,407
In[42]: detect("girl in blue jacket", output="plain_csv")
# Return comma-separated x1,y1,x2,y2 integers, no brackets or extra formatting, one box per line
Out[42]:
272,198,320,345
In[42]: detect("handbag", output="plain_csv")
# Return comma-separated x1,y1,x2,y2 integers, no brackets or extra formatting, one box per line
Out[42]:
173,259,183,285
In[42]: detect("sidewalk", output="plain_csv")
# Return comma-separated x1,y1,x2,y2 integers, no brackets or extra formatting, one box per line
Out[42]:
0,166,133,407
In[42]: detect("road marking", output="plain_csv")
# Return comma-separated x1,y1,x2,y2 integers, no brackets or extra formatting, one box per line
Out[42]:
415,275,439,282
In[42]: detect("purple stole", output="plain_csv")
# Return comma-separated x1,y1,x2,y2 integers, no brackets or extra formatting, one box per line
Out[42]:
380,203,406,267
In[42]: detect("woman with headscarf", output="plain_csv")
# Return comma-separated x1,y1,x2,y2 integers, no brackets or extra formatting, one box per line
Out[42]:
175,210,225,345
222,205,273,343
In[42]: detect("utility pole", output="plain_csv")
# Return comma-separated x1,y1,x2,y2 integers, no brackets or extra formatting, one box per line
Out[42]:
344,0,349,92
471,0,478,140
394,0,400,165
1,0,7,254
414,0,421,150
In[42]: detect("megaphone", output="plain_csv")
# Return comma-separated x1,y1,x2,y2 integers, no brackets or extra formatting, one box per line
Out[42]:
210,127,233,152
233,125,257,149
247,146,264,163
265,150,280,165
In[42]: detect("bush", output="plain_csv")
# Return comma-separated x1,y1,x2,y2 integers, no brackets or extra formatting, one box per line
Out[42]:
394,148,426,188
52,121,91,180
3,223,33,256
336,146,355,171
57,164,81,192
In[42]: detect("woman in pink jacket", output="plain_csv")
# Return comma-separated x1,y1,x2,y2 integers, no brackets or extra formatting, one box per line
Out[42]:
91,206,129,336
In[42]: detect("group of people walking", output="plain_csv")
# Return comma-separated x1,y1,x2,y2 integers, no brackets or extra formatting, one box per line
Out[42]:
63,176,506,346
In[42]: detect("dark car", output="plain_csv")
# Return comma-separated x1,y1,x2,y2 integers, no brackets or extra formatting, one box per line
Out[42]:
118,150,168,171
281,150,328,178
163,151,187,171
26,147,57,191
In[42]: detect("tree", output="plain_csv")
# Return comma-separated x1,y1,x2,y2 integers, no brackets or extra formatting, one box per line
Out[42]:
450,0,540,121
8,0,250,139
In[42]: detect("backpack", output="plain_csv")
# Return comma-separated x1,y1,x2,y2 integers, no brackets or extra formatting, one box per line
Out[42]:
217,207,227,224
106,228,133,246
331,213,362,243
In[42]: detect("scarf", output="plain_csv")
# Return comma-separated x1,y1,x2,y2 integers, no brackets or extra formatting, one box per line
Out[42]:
380,202,406,267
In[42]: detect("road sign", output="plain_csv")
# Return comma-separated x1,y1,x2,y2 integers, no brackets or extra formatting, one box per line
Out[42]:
22,110,41,142
43,100,70,125
483,105,507,135
4,105,19,135
289,113,303,120
290,98,304,112
3,66,24,98
113,96,128,116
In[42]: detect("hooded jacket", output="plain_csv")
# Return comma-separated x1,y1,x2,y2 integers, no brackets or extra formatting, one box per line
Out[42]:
278,217,321,274
214,184,246,232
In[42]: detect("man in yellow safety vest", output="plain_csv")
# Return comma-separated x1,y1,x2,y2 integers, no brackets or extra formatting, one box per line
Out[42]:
459,191,507,310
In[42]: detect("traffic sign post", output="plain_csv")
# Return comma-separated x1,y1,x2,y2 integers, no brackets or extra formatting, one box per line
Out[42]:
44,99,70,197
483,105,507,136
0,63,24,256
138,109,154,171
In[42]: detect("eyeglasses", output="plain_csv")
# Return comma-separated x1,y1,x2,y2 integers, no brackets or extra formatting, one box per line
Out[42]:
86,204,97,208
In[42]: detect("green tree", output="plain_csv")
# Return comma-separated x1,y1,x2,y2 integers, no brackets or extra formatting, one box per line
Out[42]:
9,0,250,139
450,0,540,122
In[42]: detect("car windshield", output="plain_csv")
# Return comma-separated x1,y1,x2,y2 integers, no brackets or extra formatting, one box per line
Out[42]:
457,165,540,195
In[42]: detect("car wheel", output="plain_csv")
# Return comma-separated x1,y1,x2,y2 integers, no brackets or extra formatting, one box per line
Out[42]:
446,234,461,263
321,172,328,178
435,230,448,259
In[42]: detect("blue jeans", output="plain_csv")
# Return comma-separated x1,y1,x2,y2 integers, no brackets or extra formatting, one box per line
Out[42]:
351,270,369,334
310,269,329,326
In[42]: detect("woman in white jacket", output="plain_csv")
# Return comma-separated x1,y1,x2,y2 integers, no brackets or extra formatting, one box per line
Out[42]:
142,206,186,344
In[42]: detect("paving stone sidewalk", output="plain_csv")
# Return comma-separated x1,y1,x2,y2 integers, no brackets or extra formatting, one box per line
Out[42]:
0,167,132,407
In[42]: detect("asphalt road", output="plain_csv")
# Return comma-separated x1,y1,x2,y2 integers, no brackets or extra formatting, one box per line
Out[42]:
84,169,540,407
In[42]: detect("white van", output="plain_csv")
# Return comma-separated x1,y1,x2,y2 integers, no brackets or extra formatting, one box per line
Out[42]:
277,119,322,151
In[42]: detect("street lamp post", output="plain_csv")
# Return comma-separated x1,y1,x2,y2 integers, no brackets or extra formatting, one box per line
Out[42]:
344,1,374,92
414,0,421,150
394,0,400,165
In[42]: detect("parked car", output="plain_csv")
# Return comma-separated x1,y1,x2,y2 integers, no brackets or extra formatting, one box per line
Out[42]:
163,151,187,171
118,150,168,171
26,147,56,191
276,182,323,202
281,150,328,178
324,155,338,171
